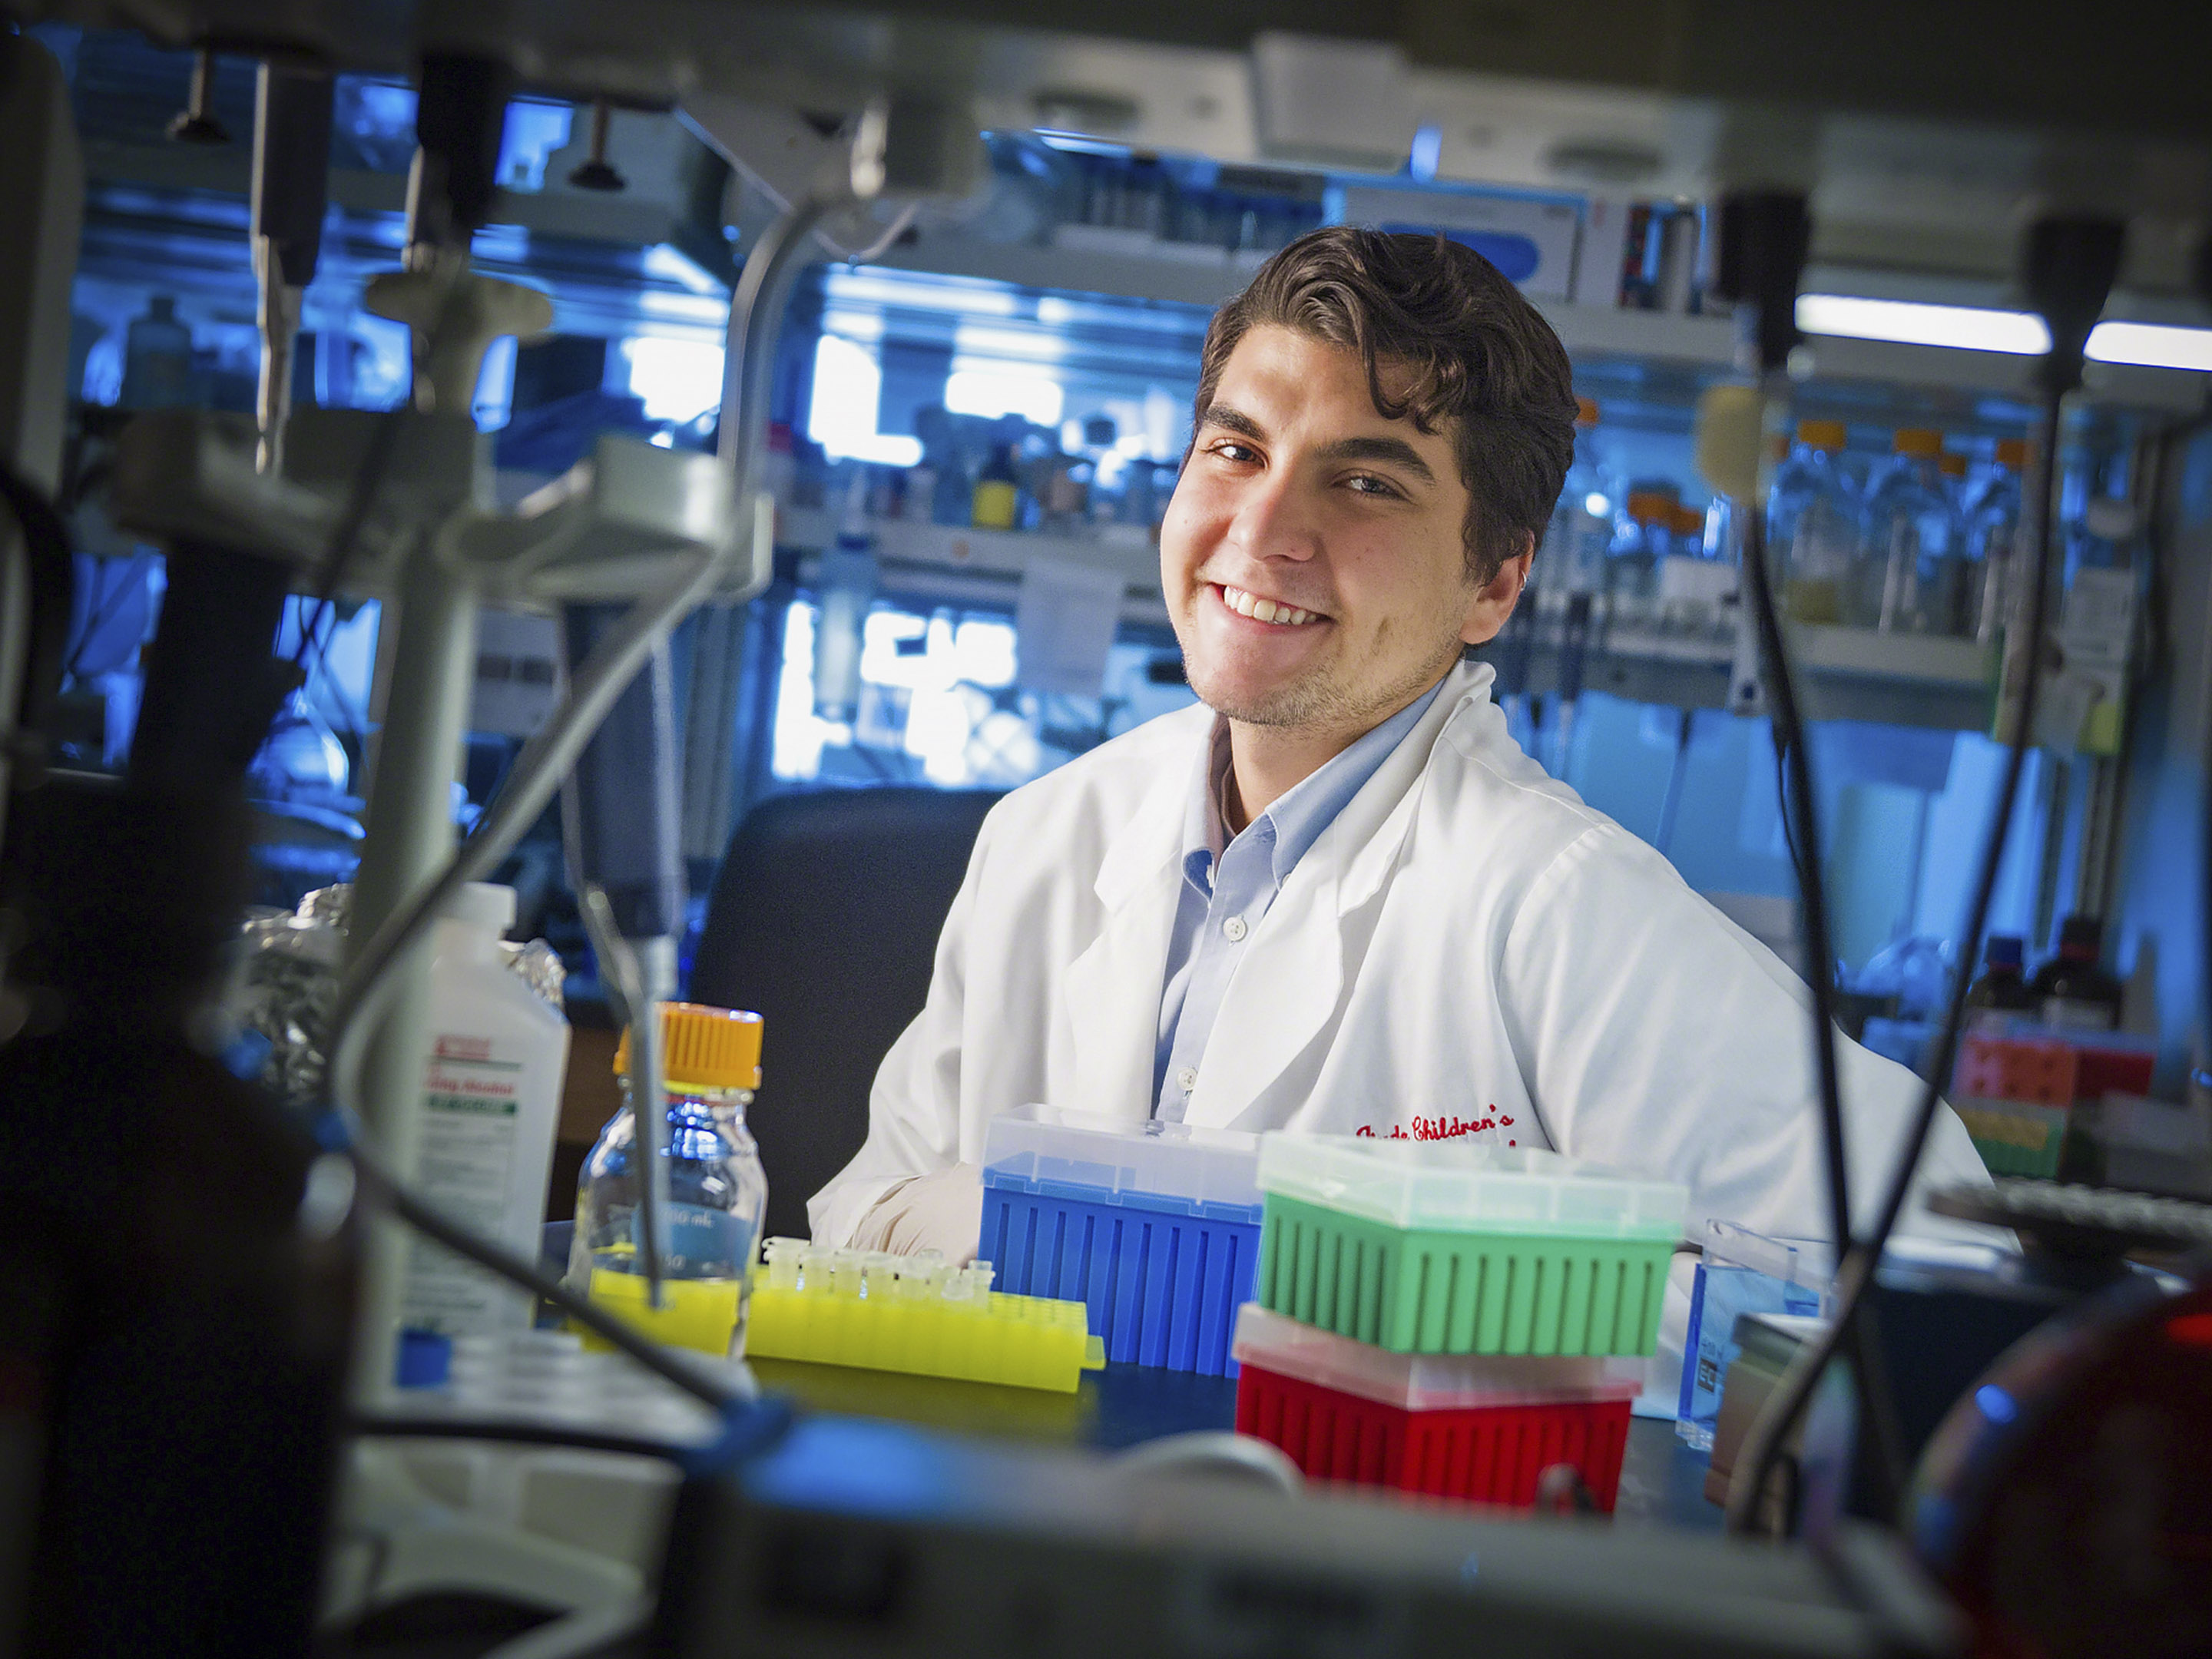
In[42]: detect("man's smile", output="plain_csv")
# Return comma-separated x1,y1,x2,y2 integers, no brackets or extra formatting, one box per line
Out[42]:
1213,582,1330,628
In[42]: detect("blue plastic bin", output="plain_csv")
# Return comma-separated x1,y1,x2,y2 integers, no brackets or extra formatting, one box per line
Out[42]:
979,1114,1265,1377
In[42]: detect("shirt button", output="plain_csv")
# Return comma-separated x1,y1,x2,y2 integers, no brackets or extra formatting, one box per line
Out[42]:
1222,916,1249,942
1177,1068,1199,1092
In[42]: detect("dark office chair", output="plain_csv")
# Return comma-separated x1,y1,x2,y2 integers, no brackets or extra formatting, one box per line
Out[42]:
689,786,1002,1240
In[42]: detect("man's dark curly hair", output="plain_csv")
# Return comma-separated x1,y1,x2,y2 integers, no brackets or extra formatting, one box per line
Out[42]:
1192,227,1579,584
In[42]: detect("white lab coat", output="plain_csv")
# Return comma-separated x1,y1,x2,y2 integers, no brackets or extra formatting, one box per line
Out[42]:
810,659,1992,1267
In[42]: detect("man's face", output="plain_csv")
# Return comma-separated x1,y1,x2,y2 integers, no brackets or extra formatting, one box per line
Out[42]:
1161,325,1526,740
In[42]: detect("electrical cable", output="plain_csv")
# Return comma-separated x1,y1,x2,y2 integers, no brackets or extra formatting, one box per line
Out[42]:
1724,214,2126,1535
318,194,833,1413
1733,416,1909,1512
0,455,80,748
348,1414,706,1462
1725,387,2066,1537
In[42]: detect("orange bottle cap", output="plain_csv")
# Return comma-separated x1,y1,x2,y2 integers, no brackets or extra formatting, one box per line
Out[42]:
614,1002,764,1091
1796,419,1846,451
1892,428,1944,457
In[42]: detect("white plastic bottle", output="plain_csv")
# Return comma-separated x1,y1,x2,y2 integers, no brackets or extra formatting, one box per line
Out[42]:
400,882,572,1339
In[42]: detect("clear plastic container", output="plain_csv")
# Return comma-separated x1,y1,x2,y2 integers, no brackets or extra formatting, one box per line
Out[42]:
1540,398,1618,600
401,883,572,1343
1675,1221,1830,1452
982,1111,1262,1220
568,1002,767,1359
1858,429,1962,634
1961,439,2027,644
1232,1304,1645,1412
1767,420,1860,625
1608,487,1675,621
1255,1136,1688,1239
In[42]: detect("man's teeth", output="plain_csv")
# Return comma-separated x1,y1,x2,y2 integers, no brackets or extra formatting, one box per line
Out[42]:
1221,585,1320,626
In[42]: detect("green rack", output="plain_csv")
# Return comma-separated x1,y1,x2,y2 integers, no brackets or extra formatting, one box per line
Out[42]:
1253,1137,1688,1358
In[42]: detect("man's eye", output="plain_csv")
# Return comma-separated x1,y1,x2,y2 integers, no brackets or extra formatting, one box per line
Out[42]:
1345,473,1402,498
1210,440,1260,464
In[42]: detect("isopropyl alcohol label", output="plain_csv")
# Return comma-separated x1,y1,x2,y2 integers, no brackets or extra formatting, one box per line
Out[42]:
401,1034,538,1337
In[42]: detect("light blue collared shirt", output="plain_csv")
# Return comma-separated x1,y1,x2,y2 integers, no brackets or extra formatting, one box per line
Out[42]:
1152,680,1447,1121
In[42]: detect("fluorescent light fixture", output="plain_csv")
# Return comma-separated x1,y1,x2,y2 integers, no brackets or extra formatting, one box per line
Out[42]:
1799,294,2212,373
1796,294,2049,356
2085,320,2212,372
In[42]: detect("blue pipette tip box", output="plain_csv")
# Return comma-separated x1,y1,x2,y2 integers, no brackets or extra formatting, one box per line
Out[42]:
980,1112,1263,1377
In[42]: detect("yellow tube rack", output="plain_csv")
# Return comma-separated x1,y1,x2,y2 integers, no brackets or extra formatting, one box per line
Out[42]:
746,1241,1104,1393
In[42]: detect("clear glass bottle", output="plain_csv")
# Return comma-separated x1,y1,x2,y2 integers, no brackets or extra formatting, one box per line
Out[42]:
1961,438,2028,644
1858,429,1959,634
1767,420,1860,625
1541,397,1619,602
1609,487,1674,623
121,293,196,409
568,1002,768,1358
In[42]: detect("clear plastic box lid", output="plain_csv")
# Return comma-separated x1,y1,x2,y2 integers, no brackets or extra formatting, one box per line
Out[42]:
1232,1305,1646,1411
982,1110,1263,1220
1255,1134,1687,1240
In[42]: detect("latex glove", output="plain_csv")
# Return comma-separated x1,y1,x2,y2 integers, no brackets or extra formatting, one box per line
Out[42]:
848,1162,982,1263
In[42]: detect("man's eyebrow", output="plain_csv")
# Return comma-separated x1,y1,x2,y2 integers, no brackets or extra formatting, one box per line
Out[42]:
1197,404,1266,441
1320,434,1436,485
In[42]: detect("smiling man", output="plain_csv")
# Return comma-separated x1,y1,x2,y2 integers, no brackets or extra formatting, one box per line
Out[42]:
810,228,1988,1289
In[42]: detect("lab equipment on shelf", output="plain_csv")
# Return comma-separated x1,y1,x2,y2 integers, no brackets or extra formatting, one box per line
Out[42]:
1254,1137,1689,1356
979,1112,1263,1376
1231,1304,1646,1510
568,1002,768,1358
400,883,572,1343
1965,935,2035,1022
1675,1220,1830,1453
1539,396,1618,603
1859,428,1962,635
1949,1019,2155,1179
1767,419,1860,625
1962,438,2029,644
2027,914,2124,1031
747,1240,1105,1392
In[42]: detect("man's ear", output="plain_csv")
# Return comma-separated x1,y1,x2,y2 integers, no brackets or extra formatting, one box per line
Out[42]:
1459,538,1535,647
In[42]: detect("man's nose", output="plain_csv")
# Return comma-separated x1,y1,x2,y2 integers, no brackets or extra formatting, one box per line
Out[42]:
1227,469,1320,563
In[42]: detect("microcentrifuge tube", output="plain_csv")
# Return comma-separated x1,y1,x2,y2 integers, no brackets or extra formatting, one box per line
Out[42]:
763,1238,803,1293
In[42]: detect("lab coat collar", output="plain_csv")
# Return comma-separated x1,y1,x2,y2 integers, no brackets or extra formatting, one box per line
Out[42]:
1068,661,1497,1126
1091,710,1208,914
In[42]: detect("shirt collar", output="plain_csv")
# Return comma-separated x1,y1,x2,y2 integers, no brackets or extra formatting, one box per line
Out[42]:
1180,676,1449,890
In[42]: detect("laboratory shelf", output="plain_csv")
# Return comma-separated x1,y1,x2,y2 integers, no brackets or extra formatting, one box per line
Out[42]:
875,233,2205,414
778,507,1164,599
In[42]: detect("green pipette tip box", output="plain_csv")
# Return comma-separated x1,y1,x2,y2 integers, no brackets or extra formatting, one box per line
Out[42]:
1253,1137,1688,1357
